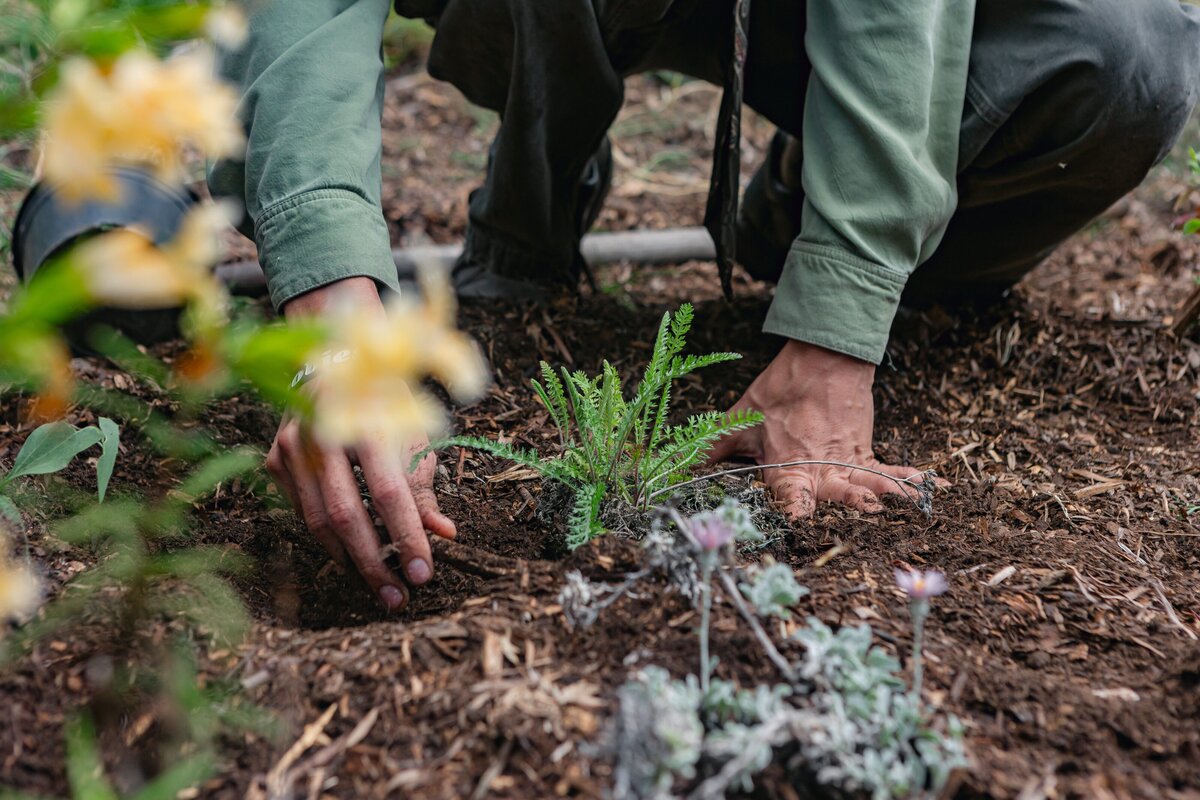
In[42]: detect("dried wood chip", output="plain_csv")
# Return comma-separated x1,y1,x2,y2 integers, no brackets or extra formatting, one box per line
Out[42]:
987,566,1018,586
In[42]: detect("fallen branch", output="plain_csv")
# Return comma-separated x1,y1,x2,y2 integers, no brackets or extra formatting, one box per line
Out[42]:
265,703,337,799
428,537,526,580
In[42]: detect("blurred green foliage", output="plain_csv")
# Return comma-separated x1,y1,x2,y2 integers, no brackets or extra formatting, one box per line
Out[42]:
1,0,224,138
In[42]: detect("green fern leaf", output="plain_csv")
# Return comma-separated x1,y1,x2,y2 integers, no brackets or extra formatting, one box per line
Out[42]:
533,361,572,445
419,436,579,485
668,351,742,379
642,409,764,489
647,380,672,450
666,302,694,357
566,482,606,549
640,310,674,388
561,368,604,480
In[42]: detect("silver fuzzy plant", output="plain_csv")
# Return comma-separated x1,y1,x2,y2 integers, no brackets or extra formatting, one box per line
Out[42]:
583,502,966,800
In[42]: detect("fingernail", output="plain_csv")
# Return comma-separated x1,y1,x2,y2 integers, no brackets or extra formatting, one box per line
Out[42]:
406,558,432,585
379,585,406,611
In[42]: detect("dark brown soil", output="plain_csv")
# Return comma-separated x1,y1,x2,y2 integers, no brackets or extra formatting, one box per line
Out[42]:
2,61,1200,800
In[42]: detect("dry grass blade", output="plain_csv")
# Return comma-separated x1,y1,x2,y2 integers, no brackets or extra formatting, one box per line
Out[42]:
266,703,337,799
1151,579,1198,640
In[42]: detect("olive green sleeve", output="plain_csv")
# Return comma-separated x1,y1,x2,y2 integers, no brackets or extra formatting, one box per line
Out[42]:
207,0,398,310
762,0,975,364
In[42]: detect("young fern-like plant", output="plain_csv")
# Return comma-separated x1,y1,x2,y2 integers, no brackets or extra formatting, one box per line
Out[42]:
426,304,762,548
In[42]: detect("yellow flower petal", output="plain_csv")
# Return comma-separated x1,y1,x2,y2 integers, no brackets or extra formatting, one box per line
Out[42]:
73,204,230,316
0,538,41,624
303,270,489,448
205,5,249,49
41,49,244,203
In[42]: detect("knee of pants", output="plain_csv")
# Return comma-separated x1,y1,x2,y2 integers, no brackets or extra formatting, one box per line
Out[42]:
1060,0,1200,169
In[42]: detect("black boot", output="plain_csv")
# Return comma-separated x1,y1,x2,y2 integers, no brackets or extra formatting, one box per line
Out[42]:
736,130,803,283
452,136,613,301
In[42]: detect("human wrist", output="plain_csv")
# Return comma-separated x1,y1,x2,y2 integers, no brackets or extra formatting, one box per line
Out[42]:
780,339,875,377
282,276,383,321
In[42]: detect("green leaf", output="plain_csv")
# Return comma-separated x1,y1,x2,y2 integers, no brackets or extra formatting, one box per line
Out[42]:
566,483,605,549
85,326,170,388
0,164,32,191
1184,218,1200,235
6,423,104,483
95,418,120,503
5,257,95,328
53,499,142,546
64,716,119,800
0,495,20,528
0,93,39,137
131,755,214,800
172,449,262,505
145,572,250,648
225,318,326,414
420,436,578,485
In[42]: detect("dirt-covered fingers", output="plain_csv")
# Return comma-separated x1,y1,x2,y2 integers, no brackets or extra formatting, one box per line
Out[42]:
269,421,348,566
767,471,818,520
358,443,436,587
311,445,409,612
767,468,888,517
406,448,456,541
850,464,921,502
819,477,883,513
855,462,948,503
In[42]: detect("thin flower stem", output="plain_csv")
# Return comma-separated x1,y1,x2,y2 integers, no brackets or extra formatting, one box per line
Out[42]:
699,557,714,692
911,598,928,703
716,569,798,683
648,459,933,511
662,506,796,682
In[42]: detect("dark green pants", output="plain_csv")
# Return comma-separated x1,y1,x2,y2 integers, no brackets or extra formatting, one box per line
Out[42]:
402,0,1200,305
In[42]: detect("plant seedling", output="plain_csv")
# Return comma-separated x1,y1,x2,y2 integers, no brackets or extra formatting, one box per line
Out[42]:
0,418,120,526
424,303,763,547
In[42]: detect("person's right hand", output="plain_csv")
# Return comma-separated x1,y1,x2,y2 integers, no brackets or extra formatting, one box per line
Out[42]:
706,339,937,519
266,277,457,612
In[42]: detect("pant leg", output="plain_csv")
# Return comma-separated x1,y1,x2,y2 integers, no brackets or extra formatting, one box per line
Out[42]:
414,0,781,294
902,0,1200,306
738,0,1200,304
414,0,626,290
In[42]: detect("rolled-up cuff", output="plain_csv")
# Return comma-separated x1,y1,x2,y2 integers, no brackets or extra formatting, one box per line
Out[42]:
762,242,906,365
255,188,399,310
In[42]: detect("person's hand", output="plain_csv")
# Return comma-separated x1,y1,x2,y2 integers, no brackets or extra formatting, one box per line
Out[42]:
706,339,934,519
266,277,456,611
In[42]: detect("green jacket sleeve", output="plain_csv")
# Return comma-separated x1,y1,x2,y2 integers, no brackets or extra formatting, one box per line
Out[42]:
207,0,398,310
762,0,975,364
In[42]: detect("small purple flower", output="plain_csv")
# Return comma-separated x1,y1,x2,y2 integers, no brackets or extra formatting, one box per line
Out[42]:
894,568,948,599
690,515,736,552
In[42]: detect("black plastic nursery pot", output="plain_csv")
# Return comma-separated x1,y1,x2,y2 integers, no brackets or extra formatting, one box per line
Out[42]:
11,166,198,349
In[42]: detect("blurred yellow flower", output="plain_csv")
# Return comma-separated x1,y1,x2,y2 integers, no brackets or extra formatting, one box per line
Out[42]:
27,337,75,424
73,203,230,328
205,4,249,49
309,268,489,448
41,48,243,202
0,327,76,423
0,536,41,625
